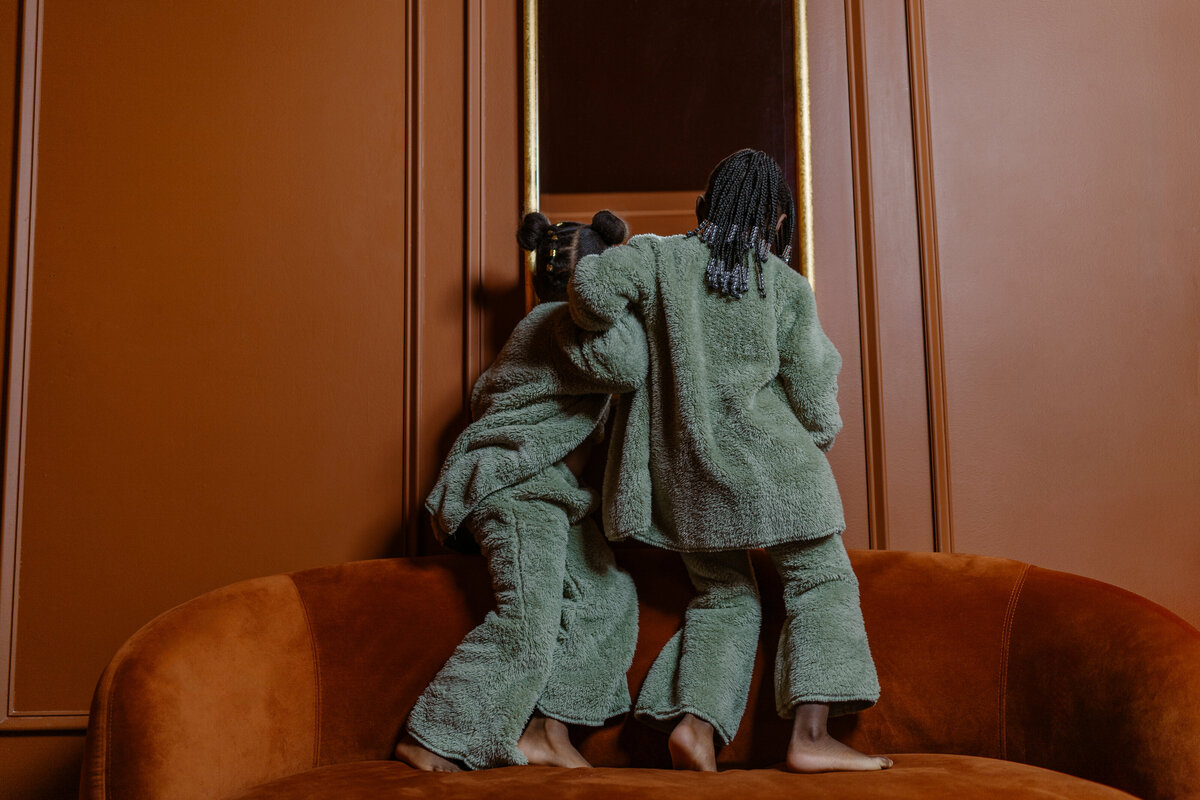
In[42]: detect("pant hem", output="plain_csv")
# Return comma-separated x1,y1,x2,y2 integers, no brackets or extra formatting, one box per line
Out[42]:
536,701,630,728
404,725,525,771
777,691,880,719
633,704,737,747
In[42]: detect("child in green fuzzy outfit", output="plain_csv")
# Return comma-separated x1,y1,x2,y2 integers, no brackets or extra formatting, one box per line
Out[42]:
567,150,892,773
395,211,645,771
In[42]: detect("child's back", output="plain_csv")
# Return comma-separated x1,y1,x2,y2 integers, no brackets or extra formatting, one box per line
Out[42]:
566,149,890,775
571,232,843,551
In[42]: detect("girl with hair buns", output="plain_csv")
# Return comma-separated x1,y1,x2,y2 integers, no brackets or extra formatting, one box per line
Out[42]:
396,210,644,771
568,150,891,773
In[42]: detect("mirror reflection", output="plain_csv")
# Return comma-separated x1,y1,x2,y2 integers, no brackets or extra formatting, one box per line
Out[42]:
536,0,802,253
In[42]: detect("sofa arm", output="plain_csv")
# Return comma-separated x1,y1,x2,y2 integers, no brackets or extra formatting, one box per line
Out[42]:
1004,566,1200,800
80,575,320,800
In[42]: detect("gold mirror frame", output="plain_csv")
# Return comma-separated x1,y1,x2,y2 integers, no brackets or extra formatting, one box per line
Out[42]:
521,0,815,309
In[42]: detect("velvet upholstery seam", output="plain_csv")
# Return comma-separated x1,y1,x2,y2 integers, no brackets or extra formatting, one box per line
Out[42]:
101,641,125,799
998,563,1032,761
287,575,323,769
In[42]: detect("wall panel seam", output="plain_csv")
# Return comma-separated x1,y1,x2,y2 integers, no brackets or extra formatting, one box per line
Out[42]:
1,0,38,726
402,0,422,556
844,0,889,550
464,0,483,409
904,0,954,553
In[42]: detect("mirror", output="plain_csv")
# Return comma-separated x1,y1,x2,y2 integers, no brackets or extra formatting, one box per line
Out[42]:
522,0,813,309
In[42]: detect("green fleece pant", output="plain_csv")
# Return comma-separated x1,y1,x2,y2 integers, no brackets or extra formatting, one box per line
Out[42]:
406,465,638,769
634,533,879,745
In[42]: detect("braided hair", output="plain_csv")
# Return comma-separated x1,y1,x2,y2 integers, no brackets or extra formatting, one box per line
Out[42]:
686,149,795,299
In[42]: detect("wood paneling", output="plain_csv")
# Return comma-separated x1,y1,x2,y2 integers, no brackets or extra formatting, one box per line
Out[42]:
541,190,697,238
0,733,85,800
862,0,936,553
0,0,521,788
844,0,889,550
5,0,411,722
923,0,1200,627
414,0,522,555
809,0,869,551
903,0,952,552
405,0,466,555
3,0,1199,793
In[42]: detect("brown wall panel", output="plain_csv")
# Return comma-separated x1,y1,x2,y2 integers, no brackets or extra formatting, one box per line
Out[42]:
410,0,467,554
862,0,935,553
541,191,697,239
0,0,15,351
473,0,523,412
924,0,1200,626
0,733,85,799
810,0,869,550
414,0,522,556
11,0,409,715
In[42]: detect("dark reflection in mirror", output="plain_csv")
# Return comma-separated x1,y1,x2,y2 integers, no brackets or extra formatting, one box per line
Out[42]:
539,0,797,249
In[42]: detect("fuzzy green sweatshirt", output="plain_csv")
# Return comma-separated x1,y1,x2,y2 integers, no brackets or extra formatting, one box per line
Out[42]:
568,233,845,552
425,301,648,544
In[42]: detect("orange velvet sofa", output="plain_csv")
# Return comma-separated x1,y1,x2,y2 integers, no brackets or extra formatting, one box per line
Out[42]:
80,549,1200,799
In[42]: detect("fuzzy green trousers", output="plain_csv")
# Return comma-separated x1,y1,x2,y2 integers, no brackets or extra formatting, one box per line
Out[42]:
406,465,638,769
635,533,879,745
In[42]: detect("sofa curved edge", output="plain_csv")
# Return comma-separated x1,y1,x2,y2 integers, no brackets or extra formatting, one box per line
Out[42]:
79,573,321,800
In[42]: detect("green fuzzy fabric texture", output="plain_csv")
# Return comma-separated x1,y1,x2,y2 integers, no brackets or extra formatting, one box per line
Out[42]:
568,234,846,552
635,535,879,744
408,465,638,769
425,300,648,542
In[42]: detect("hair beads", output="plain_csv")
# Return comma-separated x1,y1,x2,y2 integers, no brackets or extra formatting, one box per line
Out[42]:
686,149,795,299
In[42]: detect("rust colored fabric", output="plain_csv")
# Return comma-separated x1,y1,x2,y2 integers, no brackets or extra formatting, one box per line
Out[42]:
229,755,1137,799
81,550,1200,800
286,557,495,766
1004,567,1200,800
80,576,318,800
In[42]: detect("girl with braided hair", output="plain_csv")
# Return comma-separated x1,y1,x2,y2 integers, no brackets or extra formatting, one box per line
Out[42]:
568,150,891,773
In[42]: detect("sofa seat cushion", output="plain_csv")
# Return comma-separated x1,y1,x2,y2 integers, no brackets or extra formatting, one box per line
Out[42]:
229,754,1136,799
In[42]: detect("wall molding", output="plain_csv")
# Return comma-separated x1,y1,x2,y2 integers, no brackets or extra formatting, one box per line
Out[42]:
844,0,889,550
904,0,954,553
0,0,85,730
464,0,485,415
400,0,422,556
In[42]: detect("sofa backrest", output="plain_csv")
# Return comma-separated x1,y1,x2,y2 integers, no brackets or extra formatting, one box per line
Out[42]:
81,549,1200,800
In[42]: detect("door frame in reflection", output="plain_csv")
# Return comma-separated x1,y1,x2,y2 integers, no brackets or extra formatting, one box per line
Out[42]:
520,0,815,311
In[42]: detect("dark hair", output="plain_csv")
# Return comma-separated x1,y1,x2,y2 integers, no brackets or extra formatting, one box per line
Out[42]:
687,148,795,299
517,210,629,302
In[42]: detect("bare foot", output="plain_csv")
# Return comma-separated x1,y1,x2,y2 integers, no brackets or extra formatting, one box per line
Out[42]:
394,733,462,772
785,703,892,773
517,715,591,768
668,713,717,772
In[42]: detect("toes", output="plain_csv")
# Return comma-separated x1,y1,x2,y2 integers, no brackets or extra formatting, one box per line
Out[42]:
877,757,894,769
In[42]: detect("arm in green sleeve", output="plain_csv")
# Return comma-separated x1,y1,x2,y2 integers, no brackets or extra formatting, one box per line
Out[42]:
567,236,654,332
553,312,648,394
777,270,843,452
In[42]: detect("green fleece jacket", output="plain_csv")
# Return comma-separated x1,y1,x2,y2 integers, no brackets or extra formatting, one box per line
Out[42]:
568,233,845,552
425,301,648,543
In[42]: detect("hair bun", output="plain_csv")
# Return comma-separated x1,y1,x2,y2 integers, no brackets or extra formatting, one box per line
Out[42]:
590,210,630,245
517,212,552,251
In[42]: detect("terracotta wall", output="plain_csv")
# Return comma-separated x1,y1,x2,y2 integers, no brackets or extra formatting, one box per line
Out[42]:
836,0,1200,621
2,1,1198,797
0,0,520,794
